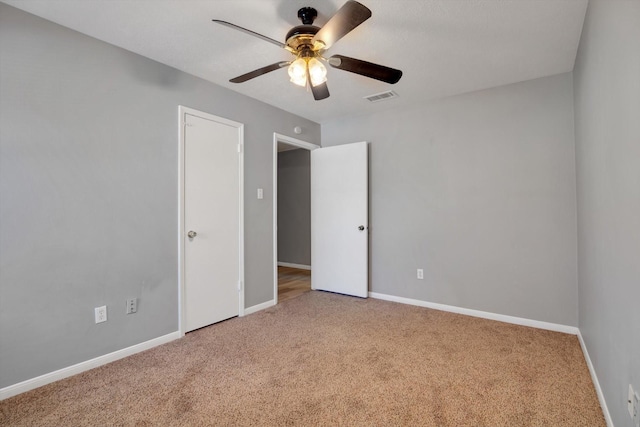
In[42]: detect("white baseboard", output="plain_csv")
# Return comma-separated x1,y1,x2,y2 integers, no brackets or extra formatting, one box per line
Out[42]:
277,262,311,270
0,331,180,401
577,331,613,427
368,292,579,335
244,299,275,316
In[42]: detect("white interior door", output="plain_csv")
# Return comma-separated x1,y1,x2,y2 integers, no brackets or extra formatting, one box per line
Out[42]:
311,141,368,298
184,111,242,332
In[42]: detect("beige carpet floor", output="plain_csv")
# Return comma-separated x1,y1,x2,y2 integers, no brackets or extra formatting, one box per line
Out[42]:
1,291,605,426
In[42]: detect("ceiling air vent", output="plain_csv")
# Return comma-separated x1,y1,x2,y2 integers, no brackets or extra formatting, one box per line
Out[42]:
364,90,398,103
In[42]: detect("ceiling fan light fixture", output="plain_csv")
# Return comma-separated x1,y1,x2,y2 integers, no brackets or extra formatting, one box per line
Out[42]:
217,1,402,100
288,57,308,86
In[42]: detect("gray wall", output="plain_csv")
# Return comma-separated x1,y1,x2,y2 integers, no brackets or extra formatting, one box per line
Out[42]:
573,1,640,425
0,4,320,389
322,73,578,326
277,149,311,266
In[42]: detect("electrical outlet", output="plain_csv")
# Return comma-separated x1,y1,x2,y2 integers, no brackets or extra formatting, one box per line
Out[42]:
417,269,424,280
126,298,137,314
94,306,107,323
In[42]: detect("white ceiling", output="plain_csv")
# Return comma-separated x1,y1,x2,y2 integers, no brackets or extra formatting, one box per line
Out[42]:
3,0,588,124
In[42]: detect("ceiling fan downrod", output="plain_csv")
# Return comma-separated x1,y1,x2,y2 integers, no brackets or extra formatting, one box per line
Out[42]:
297,7,318,25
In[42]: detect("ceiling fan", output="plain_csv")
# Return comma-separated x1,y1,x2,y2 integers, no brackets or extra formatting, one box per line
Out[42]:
212,0,403,101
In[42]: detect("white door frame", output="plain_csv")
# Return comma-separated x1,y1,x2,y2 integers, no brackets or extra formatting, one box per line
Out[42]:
273,133,320,304
178,105,245,336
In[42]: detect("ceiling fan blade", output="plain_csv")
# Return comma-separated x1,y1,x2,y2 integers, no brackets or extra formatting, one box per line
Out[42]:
230,62,289,83
328,55,402,84
311,81,330,100
312,1,372,50
306,66,330,100
212,20,285,49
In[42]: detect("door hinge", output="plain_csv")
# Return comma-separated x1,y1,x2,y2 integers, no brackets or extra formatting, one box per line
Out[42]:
238,280,243,291
237,144,242,153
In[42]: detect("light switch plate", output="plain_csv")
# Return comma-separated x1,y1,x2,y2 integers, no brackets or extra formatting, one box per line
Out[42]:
94,306,107,323
634,390,639,426
630,384,639,425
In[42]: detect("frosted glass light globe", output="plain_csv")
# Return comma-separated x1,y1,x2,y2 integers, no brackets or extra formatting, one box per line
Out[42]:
288,58,307,87
308,58,327,87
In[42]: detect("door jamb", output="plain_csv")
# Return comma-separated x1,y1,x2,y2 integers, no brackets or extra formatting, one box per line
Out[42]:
273,133,320,305
179,105,245,337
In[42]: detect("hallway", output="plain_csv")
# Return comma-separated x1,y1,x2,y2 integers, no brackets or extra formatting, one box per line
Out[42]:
277,266,311,303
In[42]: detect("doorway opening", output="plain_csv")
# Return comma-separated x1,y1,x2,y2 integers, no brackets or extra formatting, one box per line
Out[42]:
273,133,319,304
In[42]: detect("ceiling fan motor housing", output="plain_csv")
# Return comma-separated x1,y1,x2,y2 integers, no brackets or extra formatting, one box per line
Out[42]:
285,24,320,42
285,7,325,53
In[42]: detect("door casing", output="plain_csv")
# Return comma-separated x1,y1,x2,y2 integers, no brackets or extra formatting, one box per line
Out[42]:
178,106,245,336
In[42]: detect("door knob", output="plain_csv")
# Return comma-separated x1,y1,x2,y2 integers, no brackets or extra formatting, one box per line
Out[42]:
358,225,365,231
187,230,197,238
